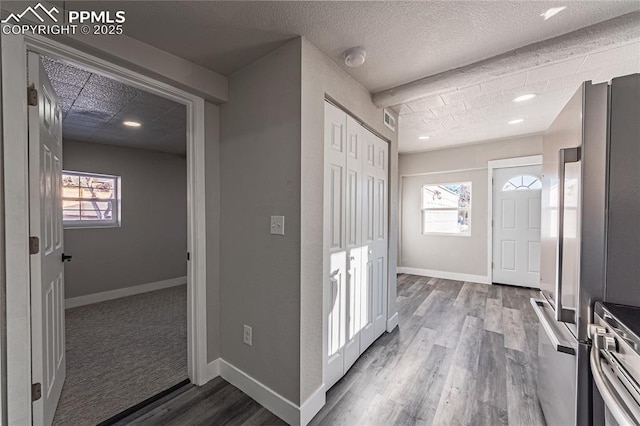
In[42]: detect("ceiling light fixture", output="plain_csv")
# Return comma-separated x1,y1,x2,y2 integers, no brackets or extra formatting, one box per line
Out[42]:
123,121,141,128
418,135,430,140
343,46,367,68
541,6,566,20
513,93,537,102
508,119,525,125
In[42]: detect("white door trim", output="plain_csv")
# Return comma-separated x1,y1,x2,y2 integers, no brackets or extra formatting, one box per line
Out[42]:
2,32,209,424
487,155,542,285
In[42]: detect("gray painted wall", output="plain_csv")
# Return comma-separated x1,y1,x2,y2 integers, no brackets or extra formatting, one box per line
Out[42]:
220,39,302,404
62,140,187,299
300,38,399,403
399,135,542,278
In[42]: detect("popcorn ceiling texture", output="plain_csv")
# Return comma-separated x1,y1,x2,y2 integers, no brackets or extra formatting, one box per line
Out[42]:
41,56,186,155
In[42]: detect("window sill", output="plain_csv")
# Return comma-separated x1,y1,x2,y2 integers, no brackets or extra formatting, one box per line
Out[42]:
64,223,121,230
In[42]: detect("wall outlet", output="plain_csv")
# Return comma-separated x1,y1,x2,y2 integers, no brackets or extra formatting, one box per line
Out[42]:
243,324,252,346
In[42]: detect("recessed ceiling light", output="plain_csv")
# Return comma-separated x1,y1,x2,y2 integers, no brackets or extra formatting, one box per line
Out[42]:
513,94,537,102
123,121,141,128
418,135,430,140
508,119,525,125
541,6,566,20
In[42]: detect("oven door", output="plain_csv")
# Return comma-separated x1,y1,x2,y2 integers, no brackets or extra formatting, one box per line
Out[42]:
590,336,640,425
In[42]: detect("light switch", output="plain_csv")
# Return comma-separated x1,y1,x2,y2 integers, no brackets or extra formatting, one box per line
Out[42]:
270,216,285,235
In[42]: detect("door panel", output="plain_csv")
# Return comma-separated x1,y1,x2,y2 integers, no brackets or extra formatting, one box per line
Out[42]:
29,52,65,426
324,103,347,388
344,116,363,370
493,165,542,287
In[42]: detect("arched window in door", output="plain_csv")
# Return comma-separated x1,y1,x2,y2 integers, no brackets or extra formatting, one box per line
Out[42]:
502,175,542,191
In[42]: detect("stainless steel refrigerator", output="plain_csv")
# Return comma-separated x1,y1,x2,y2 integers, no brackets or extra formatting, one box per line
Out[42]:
531,73,640,425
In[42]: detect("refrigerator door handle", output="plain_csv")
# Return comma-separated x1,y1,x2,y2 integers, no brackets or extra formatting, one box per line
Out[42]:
530,298,576,355
555,146,581,324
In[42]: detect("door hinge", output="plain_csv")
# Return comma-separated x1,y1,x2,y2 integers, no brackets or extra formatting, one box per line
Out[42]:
27,84,38,106
187,252,190,261
29,236,40,255
32,383,42,402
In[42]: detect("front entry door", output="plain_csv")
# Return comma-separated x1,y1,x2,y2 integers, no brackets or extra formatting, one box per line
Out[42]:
28,52,66,426
493,164,542,287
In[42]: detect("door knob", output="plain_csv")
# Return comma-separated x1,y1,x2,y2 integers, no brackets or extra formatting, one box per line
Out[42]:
62,253,73,262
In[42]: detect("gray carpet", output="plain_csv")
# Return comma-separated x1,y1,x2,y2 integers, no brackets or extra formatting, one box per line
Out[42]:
53,285,188,426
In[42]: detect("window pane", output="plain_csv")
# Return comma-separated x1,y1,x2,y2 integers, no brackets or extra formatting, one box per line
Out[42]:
502,175,541,191
424,209,470,234
63,209,81,221
80,201,113,220
62,171,120,227
423,183,471,209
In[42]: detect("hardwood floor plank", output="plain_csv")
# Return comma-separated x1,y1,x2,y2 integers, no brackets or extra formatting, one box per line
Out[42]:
477,331,508,410
502,307,527,352
407,344,453,424
505,349,545,426
432,365,477,425
384,327,438,400
451,315,484,372
484,297,504,334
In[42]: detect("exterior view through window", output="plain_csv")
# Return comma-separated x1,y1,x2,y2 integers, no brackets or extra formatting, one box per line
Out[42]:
62,171,121,228
422,182,471,235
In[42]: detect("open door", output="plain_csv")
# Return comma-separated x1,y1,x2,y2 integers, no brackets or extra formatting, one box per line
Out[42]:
28,52,66,426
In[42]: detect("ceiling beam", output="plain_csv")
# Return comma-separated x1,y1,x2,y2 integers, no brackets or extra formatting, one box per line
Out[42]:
372,12,640,108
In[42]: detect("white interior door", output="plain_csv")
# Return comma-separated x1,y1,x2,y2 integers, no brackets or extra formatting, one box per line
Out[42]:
343,116,363,371
360,130,388,352
492,165,542,287
28,52,66,426
324,102,347,389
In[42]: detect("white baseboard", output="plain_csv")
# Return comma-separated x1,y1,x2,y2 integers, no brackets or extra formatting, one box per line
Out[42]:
386,312,399,332
300,384,326,425
65,276,187,309
203,358,221,383
196,358,325,425
219,359,302,425
397,267,490,285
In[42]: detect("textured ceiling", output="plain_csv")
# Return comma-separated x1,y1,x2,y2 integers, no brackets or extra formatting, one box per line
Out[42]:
42,56,186,155
47,1,640,153
394,37,640,153
65,1,640,92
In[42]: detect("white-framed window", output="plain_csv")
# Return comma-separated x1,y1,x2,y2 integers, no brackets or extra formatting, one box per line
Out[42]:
62,170,121,228
422,182,471,236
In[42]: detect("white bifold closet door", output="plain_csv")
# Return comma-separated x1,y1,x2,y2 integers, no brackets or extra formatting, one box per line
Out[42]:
324,101,388,390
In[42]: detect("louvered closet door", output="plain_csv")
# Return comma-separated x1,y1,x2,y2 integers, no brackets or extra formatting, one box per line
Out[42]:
360,130,389,353
343,116,365,372
324,102,347,389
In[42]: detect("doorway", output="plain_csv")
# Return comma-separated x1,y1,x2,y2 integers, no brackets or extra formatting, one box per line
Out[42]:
2,34,208,426
30,52,192,424
490,160,543,288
